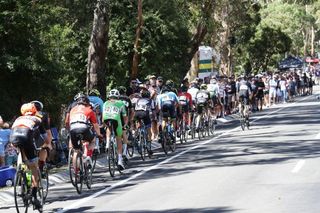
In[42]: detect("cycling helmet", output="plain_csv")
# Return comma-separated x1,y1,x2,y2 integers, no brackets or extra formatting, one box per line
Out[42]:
31,100,43,111
118,86,127,95
21,103,37,116
108,89,120,99
74,92,86,101
166,79,174,88
200,84,207,90
180,85,188,93
89,89,100,96
161,86,171,94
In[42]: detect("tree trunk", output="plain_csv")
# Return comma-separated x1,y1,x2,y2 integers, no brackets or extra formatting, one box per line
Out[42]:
131,0,143,80
86,0,109,100
311,25,315,57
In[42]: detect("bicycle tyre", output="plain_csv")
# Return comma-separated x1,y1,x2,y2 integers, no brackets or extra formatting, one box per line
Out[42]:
68,148,76,187
91,149,98,173
37,169,44,212
161,130,169,155
42,165,49,201
108,141,116,177
169,131,176,152
85,162,92,189
240,114,245,131
74,152,83,194
127,143,134,157
139,130,145,161
14,168,29,213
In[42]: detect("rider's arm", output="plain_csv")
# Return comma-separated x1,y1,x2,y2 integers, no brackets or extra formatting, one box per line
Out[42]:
89,110,102,138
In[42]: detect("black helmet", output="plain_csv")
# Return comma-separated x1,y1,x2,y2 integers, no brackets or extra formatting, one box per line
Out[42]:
118,86,127,95
31,100,44,111
74,93,89,105
161,86,171,94
180,86,188,93
141,90,150,98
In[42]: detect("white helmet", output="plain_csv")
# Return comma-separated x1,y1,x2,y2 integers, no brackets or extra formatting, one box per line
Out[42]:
108,89,120,99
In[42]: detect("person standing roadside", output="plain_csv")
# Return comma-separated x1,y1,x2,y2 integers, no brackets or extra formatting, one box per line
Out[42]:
0,121,11,167
256,77,265,111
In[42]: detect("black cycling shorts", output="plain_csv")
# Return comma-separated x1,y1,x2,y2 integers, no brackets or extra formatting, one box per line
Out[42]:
10,127,37,160
239,93,249,105
196,103,207,114
70,126,94,149
162,104,176,118
134,110,151,128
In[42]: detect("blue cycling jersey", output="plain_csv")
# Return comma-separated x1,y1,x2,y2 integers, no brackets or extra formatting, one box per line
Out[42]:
157,92,179,107
88,96,104,113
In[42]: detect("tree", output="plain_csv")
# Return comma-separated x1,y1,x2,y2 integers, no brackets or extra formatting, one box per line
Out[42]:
86,0,110,100
131,0,143,80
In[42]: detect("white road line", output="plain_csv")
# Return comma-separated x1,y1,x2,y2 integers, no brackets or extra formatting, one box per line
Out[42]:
291,160,306,173
315,132,320,139
57,93,315,213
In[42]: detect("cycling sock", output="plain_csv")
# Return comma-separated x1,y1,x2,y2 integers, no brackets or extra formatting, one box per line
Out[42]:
118,154,122,161
122,144,127,156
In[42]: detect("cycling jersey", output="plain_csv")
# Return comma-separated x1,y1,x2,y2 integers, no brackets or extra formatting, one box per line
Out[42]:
207,83,219,98
157,92,179,107
196,90,210,105
119,95,133,114
103,100,127,137
178,92,192,107
134,98,155,127
88,96,104,114
69,104,98,148
187,87,199,102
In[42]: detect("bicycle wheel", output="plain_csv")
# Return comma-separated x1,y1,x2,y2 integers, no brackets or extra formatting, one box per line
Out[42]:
37,170,44,212
91,149,98,173
74,152,83,194
191,115,196,139
127,131,134,157
178,121,184,144
139,130,145,161
42,165,49,201
209,118,216,135
68,148,76,187
161,130,169,155
146,140,152,158
108,141,116,177
240,114,245,131
14,168,29,213
169,131,176,152
84,162,92,189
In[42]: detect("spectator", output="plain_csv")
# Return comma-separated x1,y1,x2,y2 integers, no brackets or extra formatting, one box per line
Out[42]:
0,122,11,167
5,141,17,166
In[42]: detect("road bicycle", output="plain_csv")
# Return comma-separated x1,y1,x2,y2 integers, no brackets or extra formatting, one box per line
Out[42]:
68,134,93,194
133,119,152,161
239,100,250,131
14,145,45,213
159,117,176,155
105,120,123,177
177,111,188,144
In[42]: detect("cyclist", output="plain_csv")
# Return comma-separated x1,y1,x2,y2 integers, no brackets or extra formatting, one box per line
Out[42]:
30,100,53,177
156,86,179,139
118,86,134,160
66,93,103,171
103,89,128,170
88,89,104,115
134,85,155,155
207,77,220,121
195,84,211,131
10,103,46,210
178,85,192,131
237,76,252,123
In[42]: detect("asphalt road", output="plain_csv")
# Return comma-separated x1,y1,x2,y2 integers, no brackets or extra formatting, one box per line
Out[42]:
1,91,320,213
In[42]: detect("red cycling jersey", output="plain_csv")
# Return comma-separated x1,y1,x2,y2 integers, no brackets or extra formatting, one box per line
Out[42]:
178,92,192,108
69,104,97,125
